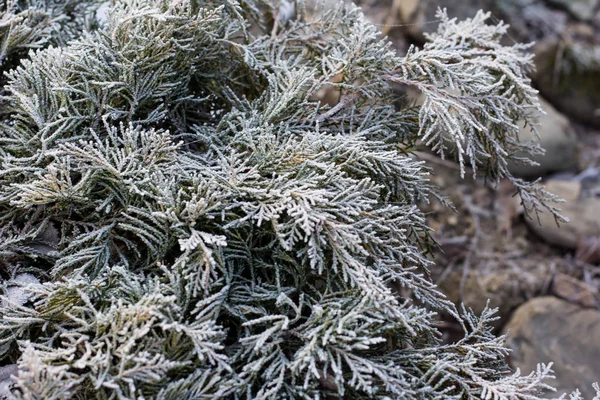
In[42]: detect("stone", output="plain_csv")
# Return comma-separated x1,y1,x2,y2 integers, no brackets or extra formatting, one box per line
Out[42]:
533,39,600,128
496,0,568,42
503,296,600,398
551,272,599,308
495,0,600,128
495,0,600,127
437,265,550,328
544,0,599,21
508,98,579,179
525,179,600,249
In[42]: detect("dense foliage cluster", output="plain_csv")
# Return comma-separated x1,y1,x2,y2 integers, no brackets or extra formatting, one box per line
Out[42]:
0,0,573,398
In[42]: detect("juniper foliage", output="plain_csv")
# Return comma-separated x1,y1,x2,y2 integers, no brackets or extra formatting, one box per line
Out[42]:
0,0,572,398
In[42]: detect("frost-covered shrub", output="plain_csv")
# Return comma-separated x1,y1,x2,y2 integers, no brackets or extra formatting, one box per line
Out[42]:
0,0,103,67
0,0,569,398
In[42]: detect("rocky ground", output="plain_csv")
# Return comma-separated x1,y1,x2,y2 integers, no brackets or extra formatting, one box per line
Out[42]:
350,0,600,397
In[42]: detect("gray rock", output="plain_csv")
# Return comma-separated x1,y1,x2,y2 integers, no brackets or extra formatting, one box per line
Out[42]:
437,265,550,328
533,39,600,128
544,0,599,21
525,179,600,249
551,272,599,308
495,0,600,127
503,296,600,398
509,98,579,179
496,0,568,42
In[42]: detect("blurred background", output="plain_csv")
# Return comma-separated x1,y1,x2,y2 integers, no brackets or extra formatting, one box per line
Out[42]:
320,0,600,397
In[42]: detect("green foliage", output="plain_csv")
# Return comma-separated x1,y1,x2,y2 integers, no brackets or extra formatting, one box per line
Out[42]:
0,0,571,398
